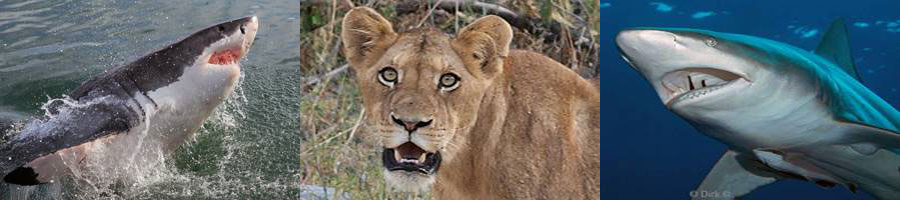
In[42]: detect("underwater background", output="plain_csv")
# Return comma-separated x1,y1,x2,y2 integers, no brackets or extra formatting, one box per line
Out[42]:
0,0,302,199
599,0,899,199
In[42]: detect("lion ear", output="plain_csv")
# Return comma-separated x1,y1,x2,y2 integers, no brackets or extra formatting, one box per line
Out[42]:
341,7,397,68
453,15,513,78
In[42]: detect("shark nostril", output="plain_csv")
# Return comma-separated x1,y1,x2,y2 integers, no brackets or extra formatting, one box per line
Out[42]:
240,26,246,34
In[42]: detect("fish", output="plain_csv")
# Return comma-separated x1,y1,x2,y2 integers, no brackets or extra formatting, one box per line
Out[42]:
616,19,900,199
0,16,259,185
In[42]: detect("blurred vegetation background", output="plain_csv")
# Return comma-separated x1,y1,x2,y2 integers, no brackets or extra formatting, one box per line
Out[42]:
299,0,600,198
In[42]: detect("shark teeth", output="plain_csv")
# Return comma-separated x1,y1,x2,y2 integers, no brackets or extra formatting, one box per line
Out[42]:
662,68,743,105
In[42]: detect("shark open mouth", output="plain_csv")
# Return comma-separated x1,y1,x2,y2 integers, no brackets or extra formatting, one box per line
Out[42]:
662,67,746,106
383,142,441,174
208,48,243,65
207,16,257,66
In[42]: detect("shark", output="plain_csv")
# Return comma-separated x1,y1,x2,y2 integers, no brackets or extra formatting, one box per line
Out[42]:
615,20,900,199
0,16,258,185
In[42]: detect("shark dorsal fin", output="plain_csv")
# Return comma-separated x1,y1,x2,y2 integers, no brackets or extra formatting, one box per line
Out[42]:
814,19,862,81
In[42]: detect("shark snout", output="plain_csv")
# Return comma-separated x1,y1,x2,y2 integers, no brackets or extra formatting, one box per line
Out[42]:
615,29,678,56
615,29,687,74
241,16,259,55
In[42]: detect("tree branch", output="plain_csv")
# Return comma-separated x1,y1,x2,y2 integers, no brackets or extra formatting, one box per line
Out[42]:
302,64,349,90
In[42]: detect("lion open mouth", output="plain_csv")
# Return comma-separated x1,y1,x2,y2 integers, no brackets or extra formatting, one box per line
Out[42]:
383,142,441,174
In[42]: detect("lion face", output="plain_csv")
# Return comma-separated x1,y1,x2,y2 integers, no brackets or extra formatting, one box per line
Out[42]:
341,7,512,191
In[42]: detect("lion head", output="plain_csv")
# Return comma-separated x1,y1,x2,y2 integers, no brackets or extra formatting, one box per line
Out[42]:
341,7,513,191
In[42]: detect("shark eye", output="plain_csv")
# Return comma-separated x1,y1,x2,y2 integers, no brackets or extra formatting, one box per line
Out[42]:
705,38,718,47
378,67,398,88
217,26,226,33
438,73,460,91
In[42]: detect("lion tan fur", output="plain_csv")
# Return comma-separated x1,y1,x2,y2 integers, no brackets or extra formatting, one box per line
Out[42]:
341,6,601,199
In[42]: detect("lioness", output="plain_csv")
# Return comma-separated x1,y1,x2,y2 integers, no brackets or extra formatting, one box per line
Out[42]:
341,7,601,199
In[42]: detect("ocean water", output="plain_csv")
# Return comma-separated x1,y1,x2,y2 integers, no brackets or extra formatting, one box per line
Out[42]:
0,0,302,199
599,0,899,199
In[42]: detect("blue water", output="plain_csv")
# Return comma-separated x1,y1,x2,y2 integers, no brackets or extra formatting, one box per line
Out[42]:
598,1,900,199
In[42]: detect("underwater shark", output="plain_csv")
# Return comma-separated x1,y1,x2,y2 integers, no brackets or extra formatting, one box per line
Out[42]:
616,20,900,199
0,16,258,185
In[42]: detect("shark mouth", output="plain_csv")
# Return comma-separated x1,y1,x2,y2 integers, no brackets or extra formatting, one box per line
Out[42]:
208,48,243,65
207,16,257,66
661,67,746,106
383,142,441,174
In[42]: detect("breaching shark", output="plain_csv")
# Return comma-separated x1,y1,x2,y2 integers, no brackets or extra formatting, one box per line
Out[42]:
0,16,258,185
616,20,900,199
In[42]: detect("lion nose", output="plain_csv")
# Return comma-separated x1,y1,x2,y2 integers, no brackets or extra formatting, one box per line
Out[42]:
391,114,433,132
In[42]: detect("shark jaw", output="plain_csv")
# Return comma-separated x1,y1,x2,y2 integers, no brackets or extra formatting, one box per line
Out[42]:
205,16,258,68
615,29,753,109
660,67,748,108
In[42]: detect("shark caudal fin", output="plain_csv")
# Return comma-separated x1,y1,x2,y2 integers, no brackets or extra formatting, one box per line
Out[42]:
814,18,862,81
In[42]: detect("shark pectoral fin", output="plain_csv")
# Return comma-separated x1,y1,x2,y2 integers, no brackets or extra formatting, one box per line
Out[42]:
814,18,861,81
2,98,138,185
694,150,778,200
836,121,900,151
794,144,900,199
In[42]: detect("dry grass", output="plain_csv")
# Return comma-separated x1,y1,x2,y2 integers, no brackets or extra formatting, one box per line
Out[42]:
299,0,600,198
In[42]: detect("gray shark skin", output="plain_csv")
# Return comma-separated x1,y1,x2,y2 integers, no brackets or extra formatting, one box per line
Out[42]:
0,16,259,185
616,20,900,199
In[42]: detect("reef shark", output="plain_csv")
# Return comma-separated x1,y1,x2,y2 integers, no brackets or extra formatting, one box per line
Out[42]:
616,20,900,199
0,16,258,185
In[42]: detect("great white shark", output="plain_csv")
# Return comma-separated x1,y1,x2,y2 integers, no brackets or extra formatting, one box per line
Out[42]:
0,16,258,185
616,20,900,199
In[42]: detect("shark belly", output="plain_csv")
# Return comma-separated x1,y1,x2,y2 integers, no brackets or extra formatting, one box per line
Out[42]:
688,88,839,151
142,60,240,152
796,145,900,198
15,83,230,185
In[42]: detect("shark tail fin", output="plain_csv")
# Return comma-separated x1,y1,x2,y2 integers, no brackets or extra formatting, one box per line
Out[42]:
814,18,862,82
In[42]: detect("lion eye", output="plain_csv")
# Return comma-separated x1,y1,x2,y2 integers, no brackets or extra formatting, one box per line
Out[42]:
438,73,460,91
378,67,398,87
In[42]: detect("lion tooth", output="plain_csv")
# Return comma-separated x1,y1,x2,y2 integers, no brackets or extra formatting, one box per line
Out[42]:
418,153,427,163
394,150,402,162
